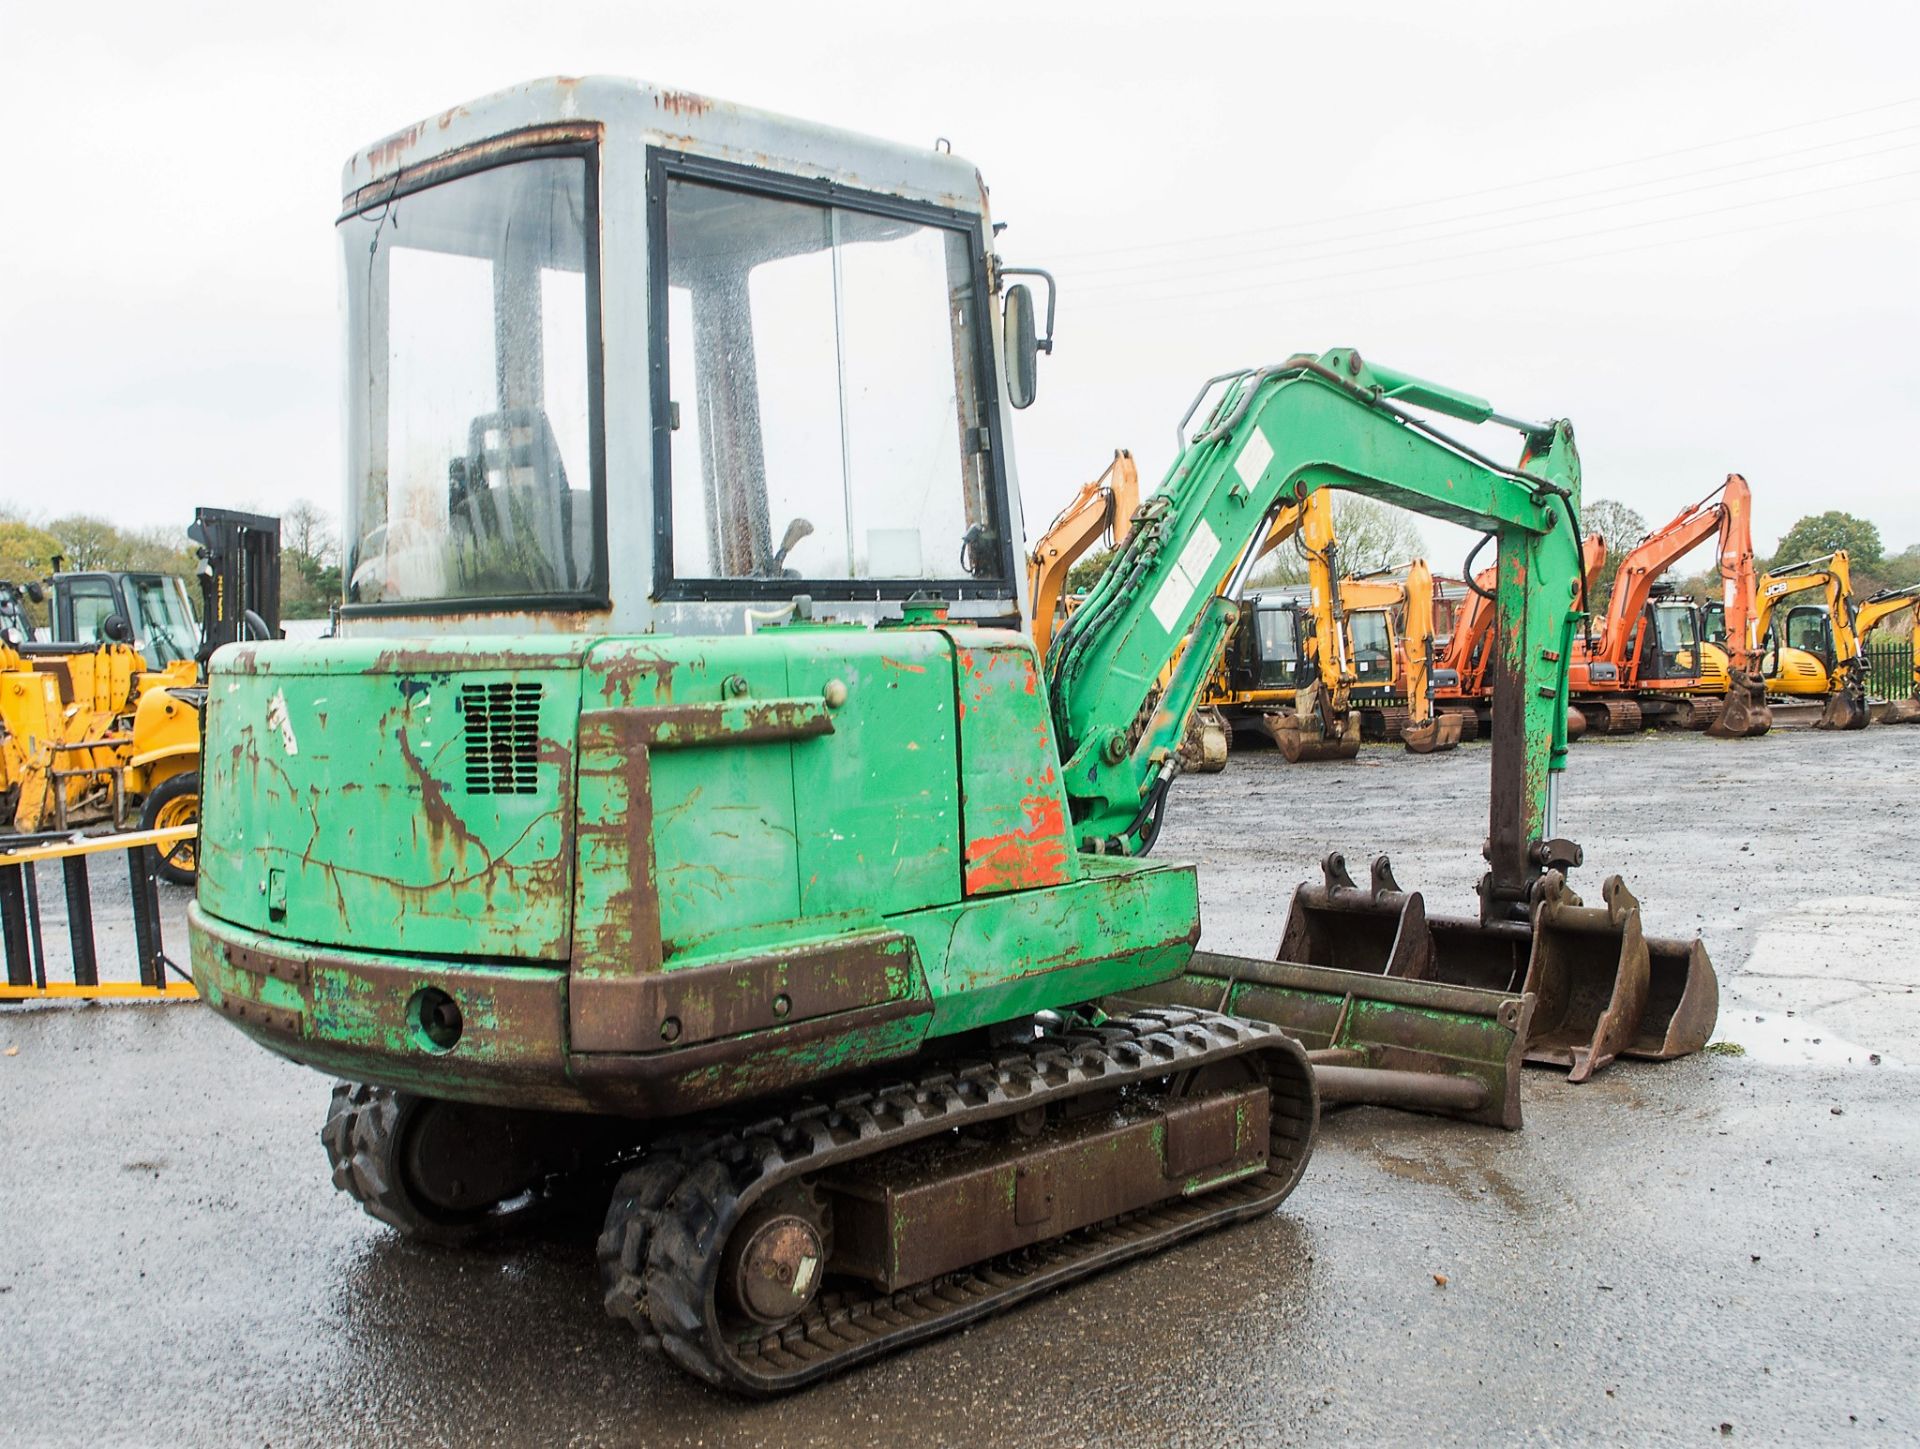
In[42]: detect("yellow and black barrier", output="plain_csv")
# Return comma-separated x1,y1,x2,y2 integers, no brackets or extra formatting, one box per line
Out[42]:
0,827,199,1003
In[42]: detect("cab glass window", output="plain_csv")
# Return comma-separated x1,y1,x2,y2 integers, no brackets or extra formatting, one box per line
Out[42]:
658,169,1001,591
1786,608,1831,654
340,147,602,606
67,581,117,642
1349,611,1392,676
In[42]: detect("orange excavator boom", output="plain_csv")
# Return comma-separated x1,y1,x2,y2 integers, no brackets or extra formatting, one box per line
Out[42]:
1027,451,1140,658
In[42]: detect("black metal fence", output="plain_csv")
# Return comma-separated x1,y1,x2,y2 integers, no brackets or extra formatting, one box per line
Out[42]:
1864,638,1914,700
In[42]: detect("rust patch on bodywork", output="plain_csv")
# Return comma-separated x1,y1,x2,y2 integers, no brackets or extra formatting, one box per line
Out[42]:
570,931,923,1056
656,89,714,119
365,121,426,174
340,123,605,218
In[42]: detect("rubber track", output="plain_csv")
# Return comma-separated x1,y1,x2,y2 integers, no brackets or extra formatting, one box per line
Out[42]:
614,1007,1316,1395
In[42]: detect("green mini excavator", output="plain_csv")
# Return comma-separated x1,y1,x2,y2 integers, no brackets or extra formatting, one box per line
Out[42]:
190,78,1715,1394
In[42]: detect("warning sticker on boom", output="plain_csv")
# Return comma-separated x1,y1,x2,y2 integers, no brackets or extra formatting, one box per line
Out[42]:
1234,426,1275,491
1149,519,1224,635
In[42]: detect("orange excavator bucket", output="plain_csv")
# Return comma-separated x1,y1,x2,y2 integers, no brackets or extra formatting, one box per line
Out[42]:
1266,853,1718,1083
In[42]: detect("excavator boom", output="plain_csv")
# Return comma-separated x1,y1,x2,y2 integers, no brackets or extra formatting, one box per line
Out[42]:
1047,349,1582,913
1028,451,1141,658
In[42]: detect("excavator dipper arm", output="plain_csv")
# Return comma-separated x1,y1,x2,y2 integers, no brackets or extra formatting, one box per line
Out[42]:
1026,451,1141,658
1045,349,1585,918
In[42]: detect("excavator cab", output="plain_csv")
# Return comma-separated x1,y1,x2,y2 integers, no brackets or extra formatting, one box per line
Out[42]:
1348,607,1396,693
1221,593,1310,695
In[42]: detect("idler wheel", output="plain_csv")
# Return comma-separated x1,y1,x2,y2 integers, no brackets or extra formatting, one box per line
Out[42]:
721,1186,832,1326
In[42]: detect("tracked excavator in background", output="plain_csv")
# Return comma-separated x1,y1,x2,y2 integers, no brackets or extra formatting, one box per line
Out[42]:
1857,584,1920,723
188,79,1717,1395
1562,475,1769,738
1191,494,1459,760
0,509,282,881
1433,534,1606,740
1027,450,1140,659
1752,551,1867,730
1328,560,1461,754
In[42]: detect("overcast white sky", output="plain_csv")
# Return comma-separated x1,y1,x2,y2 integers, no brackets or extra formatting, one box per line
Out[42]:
4,0,1917,576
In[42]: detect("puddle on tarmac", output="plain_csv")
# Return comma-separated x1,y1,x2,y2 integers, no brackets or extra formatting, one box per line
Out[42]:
1710,895,1919,1068
1710,997,1903,1068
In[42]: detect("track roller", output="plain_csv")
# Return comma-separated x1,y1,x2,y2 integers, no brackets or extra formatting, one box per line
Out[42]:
322,1083,635,1246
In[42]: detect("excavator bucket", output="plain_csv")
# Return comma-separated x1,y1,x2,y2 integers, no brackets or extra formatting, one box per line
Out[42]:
1264,682,1363,762
1178,707,1231,773
1258,854,1717,1083
1884,695,1920,724
1401,711,1462,755
1817,683,1869,730
1705,670,1773,738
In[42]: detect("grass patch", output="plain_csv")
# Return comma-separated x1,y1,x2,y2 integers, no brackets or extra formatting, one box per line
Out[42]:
1703,1040,1747,1057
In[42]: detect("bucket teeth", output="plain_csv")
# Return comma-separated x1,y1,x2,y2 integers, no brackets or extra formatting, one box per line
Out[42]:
1266,853,1718,1083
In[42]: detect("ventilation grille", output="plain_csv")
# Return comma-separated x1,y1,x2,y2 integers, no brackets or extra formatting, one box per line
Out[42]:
462,681,542,795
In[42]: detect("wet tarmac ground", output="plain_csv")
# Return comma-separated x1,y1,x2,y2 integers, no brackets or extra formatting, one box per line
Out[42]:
2,727,1916,1446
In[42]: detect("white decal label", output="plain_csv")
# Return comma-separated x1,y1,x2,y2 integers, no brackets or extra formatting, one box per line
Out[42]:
1176,519,1222,588
265,688,299,756
1233,426,1275,490
1150,570,1196,634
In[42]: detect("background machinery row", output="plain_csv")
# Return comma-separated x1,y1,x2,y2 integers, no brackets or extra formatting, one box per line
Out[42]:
1027,466,1920,769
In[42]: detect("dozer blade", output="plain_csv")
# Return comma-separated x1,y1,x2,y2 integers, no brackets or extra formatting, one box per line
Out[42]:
1402,712,1462,755
1129,944,1532,1130
1264,854,1718,1084
1705,673,1772,738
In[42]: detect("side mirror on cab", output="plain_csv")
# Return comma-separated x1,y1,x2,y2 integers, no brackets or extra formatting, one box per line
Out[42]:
1000,267,1056,411
1003,285,1039,409
102,614,133,644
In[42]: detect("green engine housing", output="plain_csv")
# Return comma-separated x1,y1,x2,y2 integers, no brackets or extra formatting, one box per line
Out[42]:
188,624,1199,1115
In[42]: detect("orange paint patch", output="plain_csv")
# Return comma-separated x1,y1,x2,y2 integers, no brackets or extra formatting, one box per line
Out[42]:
881,656,929,674
963,794,1071,895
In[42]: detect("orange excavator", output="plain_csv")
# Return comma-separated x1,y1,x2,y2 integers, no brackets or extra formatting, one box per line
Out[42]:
1435,534,1607,740
1566,474,1770,738
1027,451,1141,658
